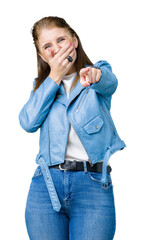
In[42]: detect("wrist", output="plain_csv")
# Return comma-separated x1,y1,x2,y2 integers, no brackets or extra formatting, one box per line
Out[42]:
48,73,62,85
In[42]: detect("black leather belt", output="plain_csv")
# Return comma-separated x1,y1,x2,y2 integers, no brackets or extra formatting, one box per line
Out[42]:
49,160,112,174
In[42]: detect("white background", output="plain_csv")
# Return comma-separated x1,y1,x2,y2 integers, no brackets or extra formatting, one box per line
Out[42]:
0,0,145,239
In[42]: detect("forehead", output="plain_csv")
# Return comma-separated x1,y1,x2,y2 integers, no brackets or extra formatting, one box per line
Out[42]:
38,27,70,44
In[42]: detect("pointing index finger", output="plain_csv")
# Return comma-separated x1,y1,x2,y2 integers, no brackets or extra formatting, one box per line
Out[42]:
79,67,90,77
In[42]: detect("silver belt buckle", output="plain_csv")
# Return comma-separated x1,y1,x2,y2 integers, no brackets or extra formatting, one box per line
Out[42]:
59,163,68,171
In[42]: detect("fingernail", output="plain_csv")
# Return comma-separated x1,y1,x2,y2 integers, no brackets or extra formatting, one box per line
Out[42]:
86,83,90,86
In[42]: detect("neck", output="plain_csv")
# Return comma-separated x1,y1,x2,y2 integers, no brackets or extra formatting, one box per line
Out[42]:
66,65,77,75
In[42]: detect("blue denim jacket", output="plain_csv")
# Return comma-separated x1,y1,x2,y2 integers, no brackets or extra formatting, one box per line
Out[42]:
18,60,126,212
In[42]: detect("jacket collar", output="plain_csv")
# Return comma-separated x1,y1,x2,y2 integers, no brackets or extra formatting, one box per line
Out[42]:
56,75,85,107
56,64,89,107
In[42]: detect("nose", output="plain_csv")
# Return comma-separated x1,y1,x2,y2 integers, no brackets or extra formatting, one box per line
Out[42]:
53,44,61,55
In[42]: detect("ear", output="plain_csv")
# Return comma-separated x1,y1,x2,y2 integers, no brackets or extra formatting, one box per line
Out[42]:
72,36,78,48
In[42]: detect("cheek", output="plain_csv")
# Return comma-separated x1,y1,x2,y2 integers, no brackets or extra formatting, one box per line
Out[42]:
43,53,47,59
40,50,48,59
59,41,69,50
44,50,52,60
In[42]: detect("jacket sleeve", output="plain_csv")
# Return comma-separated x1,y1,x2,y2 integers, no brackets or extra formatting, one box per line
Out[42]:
89,60,118,97
18,76,60,133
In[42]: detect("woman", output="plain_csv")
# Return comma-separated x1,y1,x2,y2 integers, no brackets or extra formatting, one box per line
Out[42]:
18,16,126,240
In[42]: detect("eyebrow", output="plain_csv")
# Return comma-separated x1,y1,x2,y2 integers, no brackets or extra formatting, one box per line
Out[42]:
42,35,67,48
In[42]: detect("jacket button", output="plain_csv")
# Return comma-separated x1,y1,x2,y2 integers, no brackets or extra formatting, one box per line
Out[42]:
95,126,98,129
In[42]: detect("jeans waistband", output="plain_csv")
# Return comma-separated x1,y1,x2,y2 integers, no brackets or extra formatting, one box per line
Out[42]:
49,160,112,174
36,155,111,211
35,141,125,212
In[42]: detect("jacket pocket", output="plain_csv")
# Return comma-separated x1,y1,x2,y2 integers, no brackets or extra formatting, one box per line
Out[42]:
83,115,104,134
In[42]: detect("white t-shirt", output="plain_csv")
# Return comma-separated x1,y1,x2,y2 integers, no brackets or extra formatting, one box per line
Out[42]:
62,72,90,162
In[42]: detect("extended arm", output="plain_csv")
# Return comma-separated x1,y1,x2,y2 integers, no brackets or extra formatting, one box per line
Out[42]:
89,60,118,96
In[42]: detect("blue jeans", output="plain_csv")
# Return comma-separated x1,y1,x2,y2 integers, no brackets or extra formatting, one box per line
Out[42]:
25,165,116,240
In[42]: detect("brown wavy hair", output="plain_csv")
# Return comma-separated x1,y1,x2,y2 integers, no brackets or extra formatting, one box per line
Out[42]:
31,16,94,94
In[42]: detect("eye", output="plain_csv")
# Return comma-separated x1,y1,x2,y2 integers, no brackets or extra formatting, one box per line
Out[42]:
59,38,65,42
45,38,65,49
45,45,50,49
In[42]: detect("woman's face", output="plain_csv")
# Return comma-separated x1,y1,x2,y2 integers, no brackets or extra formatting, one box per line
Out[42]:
37,27,78,68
